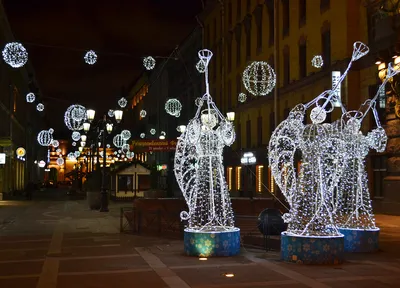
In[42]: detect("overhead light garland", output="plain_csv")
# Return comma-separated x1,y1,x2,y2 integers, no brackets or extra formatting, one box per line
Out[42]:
143,56,156,70
242,61,276,96
2,42,28,68
84,50,97,65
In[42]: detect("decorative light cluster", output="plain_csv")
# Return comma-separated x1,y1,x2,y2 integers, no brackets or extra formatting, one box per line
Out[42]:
242,61,276,96
37,129,53,147
26,93,35,103
174,49,237,232
196,60,206,73
311,55,324,68
140,133,145,138
140,109,147,118
64,105,87,131
143,56,156,70
165,98,182,117
118,97,127,108
37,103,44,112
2,42,28,68
121,130,131,140
84,50,97,65
108,109,114,117
150,128,156,135
238,93,247,103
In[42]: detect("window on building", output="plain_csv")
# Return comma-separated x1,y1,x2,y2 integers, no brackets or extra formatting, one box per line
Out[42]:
282,0,289,37
228,79,232,109
269,111,275,136
257,116,262,147
299,0,306,27
268,6,274,46
237,0,241,20
227,39,232,72
299,42,307,79
246,30,251,59
283,47,290,85
268,167,274,193
236,167,242,191
320,0,330,12
256,8,263,53
227,167,233,191
246,119,251,148
322,28,331,67
228,2,232,26
236,32,241,66
256,165,264,193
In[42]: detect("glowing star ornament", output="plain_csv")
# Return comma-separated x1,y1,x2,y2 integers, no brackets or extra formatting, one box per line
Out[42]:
71,131,81,141
26,93,35,103
165,99,182,117
121,130,131,140
37,103,44,112
51,140,59,148
238,93,247,103
37,129,53,147
113,134,125,148
242,61,276,96
118,97,127,108
140,133,145,138
2,42,28,68
311,55,324,68
143,56,156,70
84,50,97,65
64,105,87,131
108,109,114,117
140,110,147,118
150,129,156,135
56,157,64,166
196,59,206,73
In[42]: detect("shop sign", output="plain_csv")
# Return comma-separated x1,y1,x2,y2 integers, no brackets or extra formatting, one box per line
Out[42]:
131,139,177,152
0,153,5,164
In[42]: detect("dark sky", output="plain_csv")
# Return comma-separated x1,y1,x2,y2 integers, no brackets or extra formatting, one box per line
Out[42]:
3,0,203,137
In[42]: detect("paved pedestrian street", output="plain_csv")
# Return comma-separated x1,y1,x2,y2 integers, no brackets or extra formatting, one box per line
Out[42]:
1,198,400,288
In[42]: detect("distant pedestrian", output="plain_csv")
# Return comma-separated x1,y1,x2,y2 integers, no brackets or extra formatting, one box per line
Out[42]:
26,181,35,200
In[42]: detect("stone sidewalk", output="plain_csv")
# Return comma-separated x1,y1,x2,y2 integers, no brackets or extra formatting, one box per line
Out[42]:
1,199,400,287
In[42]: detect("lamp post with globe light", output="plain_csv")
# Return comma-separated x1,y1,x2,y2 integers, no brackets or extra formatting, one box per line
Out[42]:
84,108,123,212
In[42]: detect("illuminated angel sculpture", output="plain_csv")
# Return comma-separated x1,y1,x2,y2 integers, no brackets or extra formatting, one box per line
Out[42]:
174,49,236,232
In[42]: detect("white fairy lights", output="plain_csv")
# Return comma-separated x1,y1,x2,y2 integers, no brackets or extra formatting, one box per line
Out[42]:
143,56,156,70
2,42,28,68
242,61,276,96
37,129,53,147
174,49,237,232
26,93,35,103
64,105,87,131
165,98,182,117
37,103,44,112
84,50,97,65
118,97,127,108
311,55,324,68
238,93,247,103
140,110,147,118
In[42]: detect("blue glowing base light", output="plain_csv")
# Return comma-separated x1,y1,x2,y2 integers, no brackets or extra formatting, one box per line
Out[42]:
184,228,241,257
281,232,345,265
338,227,379,253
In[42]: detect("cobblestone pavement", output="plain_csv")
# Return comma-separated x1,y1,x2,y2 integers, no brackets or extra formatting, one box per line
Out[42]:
1,193,400,288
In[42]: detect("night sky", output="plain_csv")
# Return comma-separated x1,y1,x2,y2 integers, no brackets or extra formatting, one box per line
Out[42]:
3,0,203,137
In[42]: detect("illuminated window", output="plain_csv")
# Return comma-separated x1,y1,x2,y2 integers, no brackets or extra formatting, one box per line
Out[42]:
256,165,264,193
236,166,242,191
227,167,233,191
268,167,274,193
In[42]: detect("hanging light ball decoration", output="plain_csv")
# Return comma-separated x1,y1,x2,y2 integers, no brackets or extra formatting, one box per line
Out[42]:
106,144,110,148
64,105,86,131
84,50,97,65
74,151,80,158
67,152,75,160
118,97,127,108
37,103,44,112
161,131,166,136
72,142,76,147
165,98,182,117
143,56,156,70
71,131,81,141
140,110,147,118
37,129,53,147
140,133,145,139
150,128,156,135
242,61,276,96
311,55,324,68
121,130,131,140
195,97,203,107
51,140,59,148
122,143,130,153
56,148,62,153
238,93,247,103
2,42,28,68
196,59,206,73
108,109,114,117
49,128,54,134
26,93,35,103
113,134,125,148
56,157,64,166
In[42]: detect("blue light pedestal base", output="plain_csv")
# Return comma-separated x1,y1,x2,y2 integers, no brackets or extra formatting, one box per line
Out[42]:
183,228,241,257
338,227,379,253
281,232,344,265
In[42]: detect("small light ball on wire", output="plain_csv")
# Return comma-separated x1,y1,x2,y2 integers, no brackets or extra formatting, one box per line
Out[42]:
121,130,131,140
140,133,145,139
196,60,206,73
143,56,156,70
56,148,62,153
106,144,111,148
26,93,35,103
56,157,64,166
52,140,59,148
150,128,156,135
2,42,28,68
238,93,247,103
37,130,53,146
72,142,76,147
37,103,44,112
311,55,324,68
108,109,114,117
165,98,182,117
84,50,97,65
195,97,203,107
71,131,81,141
118,97,127,108
48,128,54,134
242,61,276,96
140,110,147,118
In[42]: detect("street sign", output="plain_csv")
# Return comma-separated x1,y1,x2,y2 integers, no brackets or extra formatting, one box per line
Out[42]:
0,153,5,164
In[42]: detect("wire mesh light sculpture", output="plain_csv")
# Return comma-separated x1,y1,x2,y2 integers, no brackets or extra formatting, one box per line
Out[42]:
143,56,156,70
165,98,182,117
37,129,54,147
113,134,125,148
26,93,35,103
2,42,28,68
84,50,97,65
71,131,81,141
65,105,87,131
242,61,276,96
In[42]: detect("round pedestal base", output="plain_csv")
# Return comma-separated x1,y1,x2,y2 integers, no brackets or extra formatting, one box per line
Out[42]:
281,232,344,265
338,228,379,253
184,228,241,257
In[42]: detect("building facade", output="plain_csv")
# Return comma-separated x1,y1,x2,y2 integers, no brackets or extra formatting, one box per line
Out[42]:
200,0,399,209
